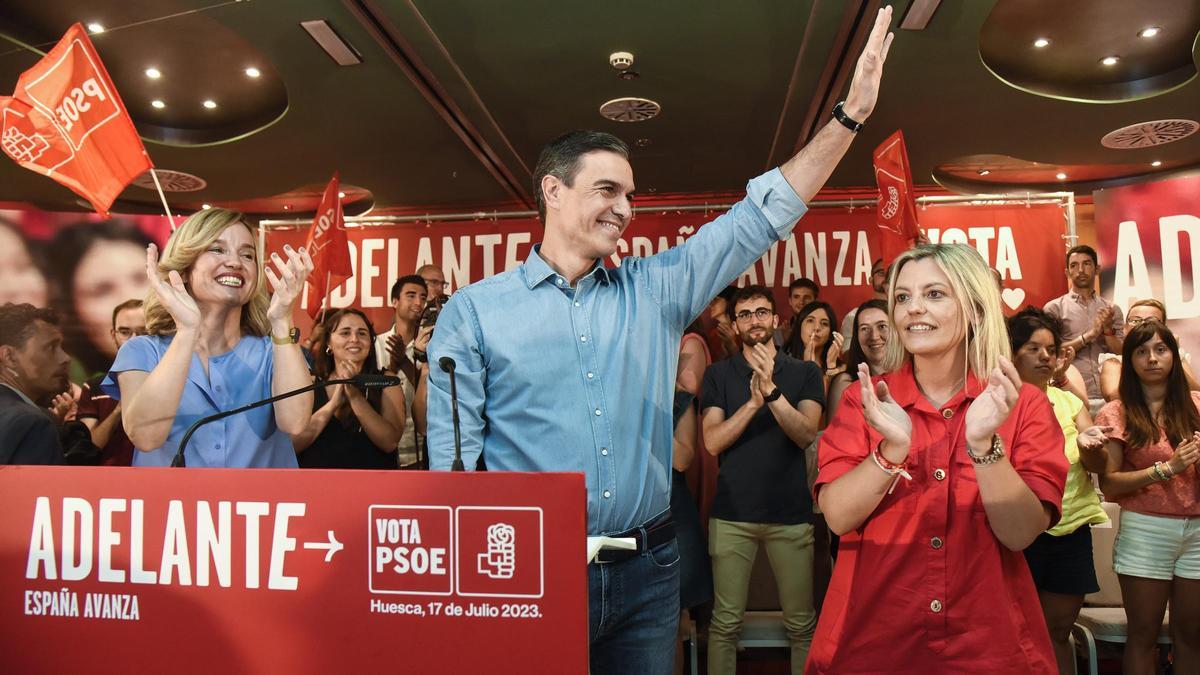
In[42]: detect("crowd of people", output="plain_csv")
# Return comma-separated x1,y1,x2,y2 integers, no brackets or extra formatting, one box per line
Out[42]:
1,7,1196,673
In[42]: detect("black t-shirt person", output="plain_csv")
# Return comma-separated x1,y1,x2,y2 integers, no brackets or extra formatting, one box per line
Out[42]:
701,352,824,524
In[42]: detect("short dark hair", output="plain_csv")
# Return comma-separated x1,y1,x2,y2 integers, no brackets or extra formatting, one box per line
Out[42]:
728,285,775,320
788,277,820,297
0,303,58,349
1065,245,1098,268
1006,307,1062,354
533,130,630,221
111,298,144,328
390,275,429,301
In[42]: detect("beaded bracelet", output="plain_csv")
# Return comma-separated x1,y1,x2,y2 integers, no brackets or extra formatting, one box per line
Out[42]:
871,442,912,494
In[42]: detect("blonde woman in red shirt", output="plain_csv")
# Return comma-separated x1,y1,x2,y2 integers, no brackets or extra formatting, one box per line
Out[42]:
1090,322,1200,675
808,244,1068,673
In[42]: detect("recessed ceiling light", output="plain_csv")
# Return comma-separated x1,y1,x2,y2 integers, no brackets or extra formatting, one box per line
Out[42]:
1139,27,1161,38
283,205,291,210
86,23,105,34
1101,56,1120,66
201,204,212,210
977,169,991,176
245,67,261,78
337,191,346,198
1151,160,1162,167
1033,38,1050,48
145,68,161,79
1055,172,1068,180
151,100,165,109
202,99,217,109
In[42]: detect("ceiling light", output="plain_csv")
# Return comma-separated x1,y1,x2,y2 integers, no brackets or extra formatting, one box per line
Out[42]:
337,191,346,198
201,204,212,210
145,68,161,79
245,67,261,78
300,20,363,66
1033,38,1050,48
87,23,105,34
1055,172,1067,180
202,100,217,109
283,205,291,210
1151,160,1162,167
977,169,990,176
1101,56,1119,66
1139,27,1161,38
151,100,165,109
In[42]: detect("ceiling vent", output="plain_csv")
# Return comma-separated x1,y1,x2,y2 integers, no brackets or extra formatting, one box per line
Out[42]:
599,97,661,123
1101,119,1199,149
131,169,208,192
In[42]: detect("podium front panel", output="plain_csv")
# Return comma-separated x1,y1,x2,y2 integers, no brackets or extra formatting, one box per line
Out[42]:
0,466,587,673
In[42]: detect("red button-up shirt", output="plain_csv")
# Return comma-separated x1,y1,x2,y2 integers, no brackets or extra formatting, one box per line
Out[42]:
808,362,1068,674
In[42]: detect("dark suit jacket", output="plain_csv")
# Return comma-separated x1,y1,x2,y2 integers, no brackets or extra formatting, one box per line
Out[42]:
0,385,64,465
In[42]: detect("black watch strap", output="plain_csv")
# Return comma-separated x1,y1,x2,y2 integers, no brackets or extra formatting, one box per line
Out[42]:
764,387,783,403
832,101,863,133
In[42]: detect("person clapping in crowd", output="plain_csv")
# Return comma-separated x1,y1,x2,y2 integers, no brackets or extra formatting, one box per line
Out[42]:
1089,322,1200,675
785,300,843,385
103,208,313,467
1098,298,1200,402
810,244,1068,672
291,308,405,469
827,299,889,420
1007,307,1110,674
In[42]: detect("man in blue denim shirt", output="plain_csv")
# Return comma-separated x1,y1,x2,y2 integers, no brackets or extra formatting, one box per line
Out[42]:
427,8,895,672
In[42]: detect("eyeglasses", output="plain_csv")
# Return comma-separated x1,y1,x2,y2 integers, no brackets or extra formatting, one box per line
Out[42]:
1127,316,1162,327
734,308,773,322
114,328,148,339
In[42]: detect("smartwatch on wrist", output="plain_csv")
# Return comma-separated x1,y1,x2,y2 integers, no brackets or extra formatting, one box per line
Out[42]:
763,387,784,403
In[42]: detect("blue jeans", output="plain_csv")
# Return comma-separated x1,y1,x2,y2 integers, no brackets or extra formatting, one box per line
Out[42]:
588,538,681,675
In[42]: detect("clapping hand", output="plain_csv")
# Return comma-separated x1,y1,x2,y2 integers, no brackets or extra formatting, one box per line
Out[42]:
265,245,314,329
964,357,1021,447
48,392,76,423
1053,345,1075,381
746,343,777,398
1168,432,1200,475
827,332,845,370
146,243,200,331
858,363,911,461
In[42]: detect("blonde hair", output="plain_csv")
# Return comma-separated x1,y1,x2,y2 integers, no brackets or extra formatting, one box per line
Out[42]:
1128,298,1167,320
881,244,1011,381
144,208,270,337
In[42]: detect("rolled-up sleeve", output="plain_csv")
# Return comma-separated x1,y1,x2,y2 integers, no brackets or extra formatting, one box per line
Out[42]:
426,291,487,471
814,382,873,501
1009,389,1069,528
634,168,808,330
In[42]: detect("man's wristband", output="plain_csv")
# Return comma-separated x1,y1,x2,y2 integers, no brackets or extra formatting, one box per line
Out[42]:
763,387,783,403
832,101,864,133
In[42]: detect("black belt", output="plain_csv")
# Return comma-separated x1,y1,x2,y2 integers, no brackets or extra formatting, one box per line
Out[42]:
592,514,675,565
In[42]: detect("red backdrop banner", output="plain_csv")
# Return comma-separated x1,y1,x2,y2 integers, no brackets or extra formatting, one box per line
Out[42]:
0,467,587,674
1095,175,1200,359
265,201,1069,336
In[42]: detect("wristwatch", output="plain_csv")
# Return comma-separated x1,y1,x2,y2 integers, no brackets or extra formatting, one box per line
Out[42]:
965,434,1005,465
763,387,784,403
271,327,300,345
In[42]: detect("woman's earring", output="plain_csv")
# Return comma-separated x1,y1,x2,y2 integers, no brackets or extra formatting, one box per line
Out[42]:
325,346,331,354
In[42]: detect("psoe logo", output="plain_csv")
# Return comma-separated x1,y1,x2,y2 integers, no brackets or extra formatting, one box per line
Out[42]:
456,507,543,598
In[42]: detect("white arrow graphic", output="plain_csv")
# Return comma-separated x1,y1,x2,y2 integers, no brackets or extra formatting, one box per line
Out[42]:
303,530,343,562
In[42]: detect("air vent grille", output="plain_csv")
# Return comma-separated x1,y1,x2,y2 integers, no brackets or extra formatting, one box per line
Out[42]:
131,169,208,192
599,97,661,123
1101,119,1198,149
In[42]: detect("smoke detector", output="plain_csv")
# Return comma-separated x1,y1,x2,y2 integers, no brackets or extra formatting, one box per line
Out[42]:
609,51,634,69
599,97,661,123
131,169,208,192
1101,119,1198,149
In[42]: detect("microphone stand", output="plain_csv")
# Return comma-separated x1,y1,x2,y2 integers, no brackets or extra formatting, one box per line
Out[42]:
171,374,399,468
439,357,464,471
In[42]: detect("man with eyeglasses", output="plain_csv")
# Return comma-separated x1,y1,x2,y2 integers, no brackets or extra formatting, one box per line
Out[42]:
77,299,145,465
699,285,825,673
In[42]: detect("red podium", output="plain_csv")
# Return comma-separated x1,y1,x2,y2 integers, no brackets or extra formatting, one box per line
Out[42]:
0,466,588,674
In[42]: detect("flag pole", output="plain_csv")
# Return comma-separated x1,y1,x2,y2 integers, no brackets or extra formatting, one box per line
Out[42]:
318,270,332,325
148,168,177,231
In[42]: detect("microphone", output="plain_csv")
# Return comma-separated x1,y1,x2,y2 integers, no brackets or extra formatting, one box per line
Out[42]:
439,357,464,471
171,373,399,467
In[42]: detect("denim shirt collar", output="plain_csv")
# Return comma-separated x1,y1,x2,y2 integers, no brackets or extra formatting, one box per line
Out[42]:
522,244,612,290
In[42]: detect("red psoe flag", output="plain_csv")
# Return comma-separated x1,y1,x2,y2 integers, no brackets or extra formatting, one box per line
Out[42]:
0,23,153,216
304,173,353,319
872,130,921,265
